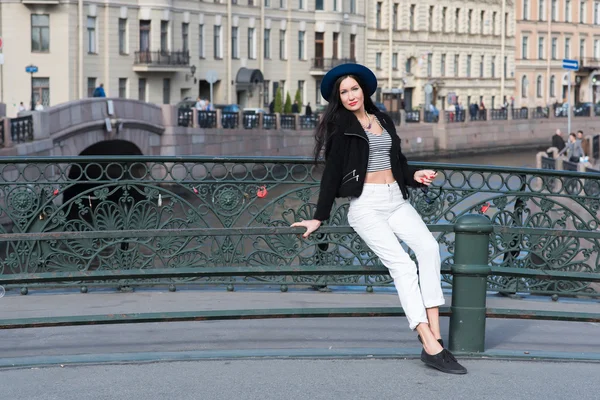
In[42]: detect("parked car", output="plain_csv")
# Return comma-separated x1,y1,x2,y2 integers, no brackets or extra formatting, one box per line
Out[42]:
374,102,387,112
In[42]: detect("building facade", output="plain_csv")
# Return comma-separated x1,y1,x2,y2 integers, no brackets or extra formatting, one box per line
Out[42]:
367,0,516,111
0,0,366,116
515,0,600,108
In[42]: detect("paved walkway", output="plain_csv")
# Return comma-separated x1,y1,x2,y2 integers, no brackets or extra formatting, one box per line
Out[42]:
1,286,599,366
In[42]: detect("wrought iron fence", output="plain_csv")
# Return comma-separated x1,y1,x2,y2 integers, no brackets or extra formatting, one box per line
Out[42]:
263,114,277,130
221,112,239,129
470,111,487,121
177,108,193,127
423,111,439,123
531,107,549,119
444,110,466,123
280,115,296,130
134,51,190,66
405,110,420,123
0,156,599,298
243,112,260,129
299,115,318,130
512,108,529,120
198,111,217,128
490,109,508,120
10,115,34,143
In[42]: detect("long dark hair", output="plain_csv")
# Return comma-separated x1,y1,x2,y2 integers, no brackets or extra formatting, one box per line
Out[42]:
313,75,379,162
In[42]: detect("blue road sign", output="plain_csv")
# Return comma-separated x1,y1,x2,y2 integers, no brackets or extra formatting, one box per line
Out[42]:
562,59,579,71
25,65,38,74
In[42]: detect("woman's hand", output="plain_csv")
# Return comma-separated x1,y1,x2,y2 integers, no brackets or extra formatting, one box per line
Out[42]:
290,219,322,238
414,170,437,186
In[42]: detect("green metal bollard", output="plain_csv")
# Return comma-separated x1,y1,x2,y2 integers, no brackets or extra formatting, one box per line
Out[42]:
448,214,493,353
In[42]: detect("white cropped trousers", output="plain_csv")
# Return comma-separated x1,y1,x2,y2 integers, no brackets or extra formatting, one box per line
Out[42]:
347,182,445,330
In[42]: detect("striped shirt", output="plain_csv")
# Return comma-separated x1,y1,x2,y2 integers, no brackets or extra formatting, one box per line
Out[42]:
366,129,392,172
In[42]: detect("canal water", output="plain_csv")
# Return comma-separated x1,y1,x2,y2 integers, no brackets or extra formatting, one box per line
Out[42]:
428,149,540,168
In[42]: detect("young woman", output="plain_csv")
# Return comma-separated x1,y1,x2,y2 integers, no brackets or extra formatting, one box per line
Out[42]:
291,64,467,374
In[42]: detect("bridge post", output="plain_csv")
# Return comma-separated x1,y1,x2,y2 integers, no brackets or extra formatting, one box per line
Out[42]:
448,214,493,353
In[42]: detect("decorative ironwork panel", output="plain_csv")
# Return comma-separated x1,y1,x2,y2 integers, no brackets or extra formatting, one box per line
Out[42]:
0,157,599,297
280,115,296,130
198,111,217,128
177,108,193,127
10,116,34,144
221,112,239,129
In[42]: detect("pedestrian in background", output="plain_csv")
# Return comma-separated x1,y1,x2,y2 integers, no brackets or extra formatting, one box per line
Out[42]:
291,63,467,375
559,132,584,162
93,83,106,98
305,102,312,116
551,129,566,153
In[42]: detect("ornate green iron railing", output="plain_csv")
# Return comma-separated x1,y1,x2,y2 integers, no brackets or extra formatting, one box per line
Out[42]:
0,156,599,297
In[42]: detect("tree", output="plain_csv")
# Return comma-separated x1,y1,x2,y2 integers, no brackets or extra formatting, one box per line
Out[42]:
274,88,283,114
294,88,302,106
284,92,292,114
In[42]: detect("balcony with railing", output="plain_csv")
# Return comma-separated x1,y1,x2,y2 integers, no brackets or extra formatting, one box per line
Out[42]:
579,57,600,71
310,58,357,75
133,50,190,72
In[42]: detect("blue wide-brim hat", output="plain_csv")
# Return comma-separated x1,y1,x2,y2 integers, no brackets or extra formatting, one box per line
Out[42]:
320,63,378,102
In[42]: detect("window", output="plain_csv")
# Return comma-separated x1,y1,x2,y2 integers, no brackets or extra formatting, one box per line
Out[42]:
350,34,356,59
140,20,150,52
441,54,446,76
297,80,304,103
580,0,586,23
31,14,50,52
492,12,497,34
263,80,270,106
87,77,96,98
299,0,303,9
118,78,127,98
232,26,238,59
596,1,599,24
504,56,508,78
410,4,416,31
491,55,496,77
332,32,338,59
32,78,50,106
429,6,434,31
333,0,337,11
199,24,205,58
265,0,270,6
539,0,545,21
392,53,398,70
537,76,543,97
467,54,471,77
316,0,323,10
214,25,222,58
248,28,256,59
480,10,484,34
161,21,169,52
521,76,528,98
505,12,509,36
315,79,322,104
376,52,382,69
538,37,544,59
350,0,356,13
427,54,432,76
524,0,529,19
581,38,586,58
565,37,571,58
87,17,96,53
279,29,286,60
280,0,285,8
393,4,399,30
119,19,128,54
442,7,447,32
552,0,558,21
552,37,557,59
298,31,305,60
163,78,170,104
596,39,600,58
406,58,412,73
566,0,572,21
550,75,556,97
455,9,460,33
480,55,484,77
522,37,528,59
264,28,270,58
182,23,189,52
454,54,459,76
138,78,147,101
468,10,472,33
377,2,382,29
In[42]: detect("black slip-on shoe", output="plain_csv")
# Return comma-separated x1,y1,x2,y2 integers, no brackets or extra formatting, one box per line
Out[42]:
421,348,467,375
417,335,444,348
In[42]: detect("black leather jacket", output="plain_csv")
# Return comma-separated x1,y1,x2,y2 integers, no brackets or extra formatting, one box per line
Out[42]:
313,109,422,221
